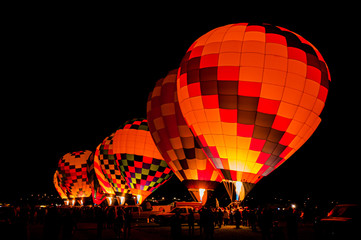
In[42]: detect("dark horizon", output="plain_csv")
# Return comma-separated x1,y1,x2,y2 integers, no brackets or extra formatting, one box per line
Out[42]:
2,5,360,206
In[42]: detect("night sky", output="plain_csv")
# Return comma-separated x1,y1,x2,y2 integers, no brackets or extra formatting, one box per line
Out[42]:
2,4,360,204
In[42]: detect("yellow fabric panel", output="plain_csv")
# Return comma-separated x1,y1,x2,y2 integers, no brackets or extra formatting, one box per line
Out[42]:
208,121,223,135
237,148,248,162
224,135,237,149
204,108,221,122
198,121,211,135
213,135,226,148
221,122,237,136
236,160,246,172
246,150,261,163
186,112,198,127
210,170,219,181
226,147,238,160
190,96,204,110
228,158,238,172
251,163,263,174
203,134,215,146
236,136,251,150
194,109,208,123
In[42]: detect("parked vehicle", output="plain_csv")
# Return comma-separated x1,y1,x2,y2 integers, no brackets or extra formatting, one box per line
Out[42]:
155,206,200,225
317,204,360,239
124,205,163,222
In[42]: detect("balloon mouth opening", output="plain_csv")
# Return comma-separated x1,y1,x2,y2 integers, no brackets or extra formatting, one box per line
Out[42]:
199,188,206,202
235,181,243,201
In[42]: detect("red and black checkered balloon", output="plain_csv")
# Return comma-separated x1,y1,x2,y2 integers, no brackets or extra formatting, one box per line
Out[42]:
147,70,222,202
177,23,330,186
57,150,92,198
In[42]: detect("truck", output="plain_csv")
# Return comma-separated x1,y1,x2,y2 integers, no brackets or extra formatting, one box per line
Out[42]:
124,205,162,223
154,206,200,225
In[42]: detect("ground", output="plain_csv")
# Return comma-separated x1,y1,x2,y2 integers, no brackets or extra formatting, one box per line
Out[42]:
24,221,316,240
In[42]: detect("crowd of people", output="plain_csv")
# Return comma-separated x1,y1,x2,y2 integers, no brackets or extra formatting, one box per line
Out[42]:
170,205,303,240
0,205,132,240
1,203,309,240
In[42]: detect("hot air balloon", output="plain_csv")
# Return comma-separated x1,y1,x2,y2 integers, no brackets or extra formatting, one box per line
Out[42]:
177,23,330,201
53,170,68,202
94,134,130,205
147,69,222,204
112,118,173,204
87,151,107,205
57,150,93,204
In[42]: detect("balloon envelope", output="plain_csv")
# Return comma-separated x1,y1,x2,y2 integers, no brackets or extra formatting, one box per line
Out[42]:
113,118,173,204
94,134,130,197
147,69,222,203
57,150,93,199
177,23,330,200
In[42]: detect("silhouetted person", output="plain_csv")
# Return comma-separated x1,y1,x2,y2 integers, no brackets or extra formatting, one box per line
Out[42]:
234,208,241,229
217,208,223,228
199,208,205,235
286,208,298,240
95,207,106,240
114,207,124,239
62,209,76,240
188,208,195,237
43,207,60,240
249,209,257,232
170,211,182,240
272,221,285,240
204,209,215,240
259,207,273,240
124,208,132,240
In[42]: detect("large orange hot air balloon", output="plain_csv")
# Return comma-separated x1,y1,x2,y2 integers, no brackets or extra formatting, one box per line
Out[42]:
147,70,222,204
177,23,330,201
113,118,173,204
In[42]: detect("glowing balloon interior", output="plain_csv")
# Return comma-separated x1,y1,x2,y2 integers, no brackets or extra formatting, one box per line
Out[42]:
177,23,330,200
